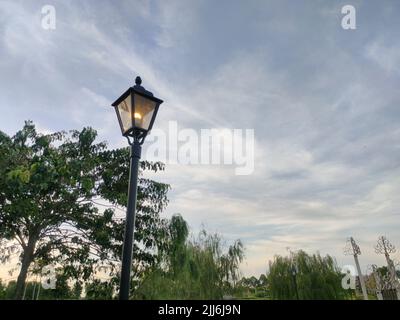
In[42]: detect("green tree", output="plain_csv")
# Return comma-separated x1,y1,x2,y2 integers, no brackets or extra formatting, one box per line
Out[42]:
0,121,169,299
235,274,269,299
4,281,17,299
71,281,83,299
248,276,259,288
259,274,267,286
134,214,244,299
37,273,75,300
85,279,116,300
268,250,350,300
376,266,389,278
0,279,6,299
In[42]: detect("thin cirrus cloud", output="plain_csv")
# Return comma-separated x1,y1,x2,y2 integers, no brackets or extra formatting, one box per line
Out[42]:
0,0,399,277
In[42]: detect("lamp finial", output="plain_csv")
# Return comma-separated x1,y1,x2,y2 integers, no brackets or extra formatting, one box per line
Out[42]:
135,76,142,86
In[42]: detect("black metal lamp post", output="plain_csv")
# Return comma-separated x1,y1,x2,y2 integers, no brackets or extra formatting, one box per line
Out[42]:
111,76,163,300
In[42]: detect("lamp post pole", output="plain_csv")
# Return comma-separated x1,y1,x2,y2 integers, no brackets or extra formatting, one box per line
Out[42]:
119,139,141,300
111,76,163,300
350,237,368,300
353,252,368,300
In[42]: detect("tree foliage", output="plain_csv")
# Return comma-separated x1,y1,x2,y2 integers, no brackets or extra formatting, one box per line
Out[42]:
85,279,115,300
0,121,169,299
0,274,82,300
236,274,269,299
0,279,6,299
133,214,244,300
268,250,351,300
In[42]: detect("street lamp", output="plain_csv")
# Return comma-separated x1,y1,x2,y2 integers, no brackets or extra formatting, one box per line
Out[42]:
111,76,163,300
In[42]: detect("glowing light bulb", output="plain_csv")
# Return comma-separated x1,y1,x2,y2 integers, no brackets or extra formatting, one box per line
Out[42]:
134,112,142,119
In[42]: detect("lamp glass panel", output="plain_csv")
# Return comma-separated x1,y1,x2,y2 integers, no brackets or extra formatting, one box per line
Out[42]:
116,95,132,133
133,93,157,131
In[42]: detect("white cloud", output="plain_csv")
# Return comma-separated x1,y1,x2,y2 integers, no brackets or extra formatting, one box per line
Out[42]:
365,40,400,75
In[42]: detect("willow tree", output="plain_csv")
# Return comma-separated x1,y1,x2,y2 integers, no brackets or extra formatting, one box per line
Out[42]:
0,121,169,299
268,250,350,300
134,214,244,299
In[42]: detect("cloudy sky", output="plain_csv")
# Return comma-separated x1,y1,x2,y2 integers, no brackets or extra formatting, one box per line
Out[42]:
0,0,399,277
